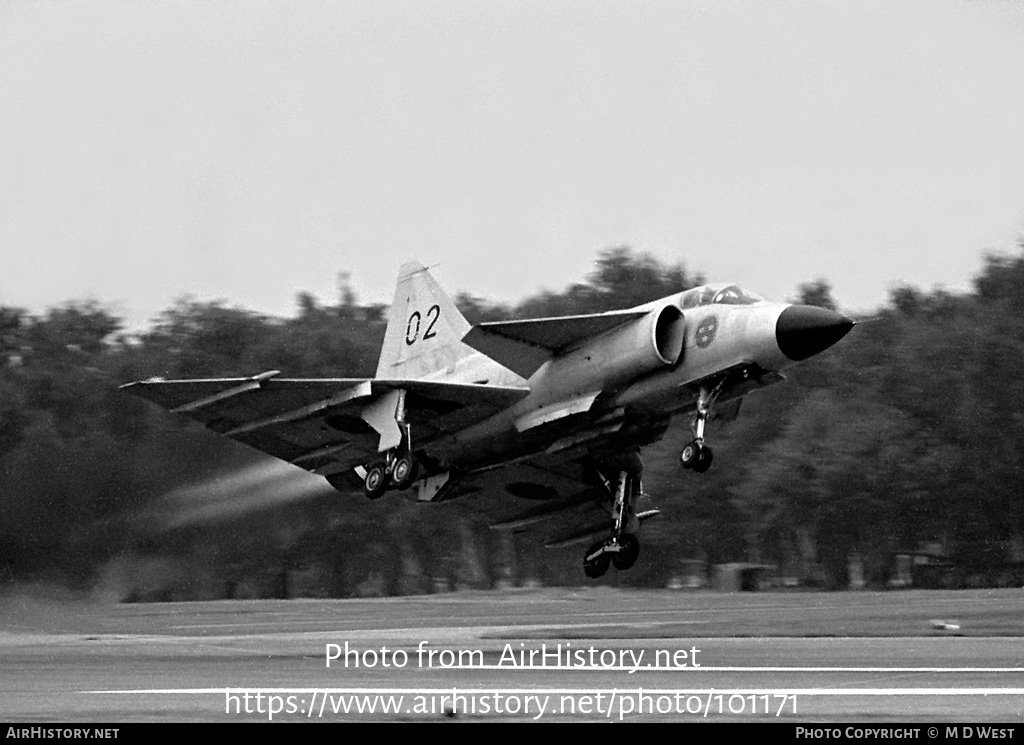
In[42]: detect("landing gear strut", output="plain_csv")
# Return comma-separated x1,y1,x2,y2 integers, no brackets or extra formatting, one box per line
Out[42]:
363,422,419,499
680,384,720,474
583,456,644,579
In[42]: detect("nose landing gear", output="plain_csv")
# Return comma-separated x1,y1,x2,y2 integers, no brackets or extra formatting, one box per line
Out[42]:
680,384,720,474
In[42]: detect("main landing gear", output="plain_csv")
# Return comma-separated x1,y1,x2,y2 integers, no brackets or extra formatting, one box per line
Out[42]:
680,385,718,474
363,424,420,499
583,456,644,579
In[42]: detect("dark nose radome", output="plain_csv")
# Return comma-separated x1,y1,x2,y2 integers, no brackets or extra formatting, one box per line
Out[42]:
776,305,854,361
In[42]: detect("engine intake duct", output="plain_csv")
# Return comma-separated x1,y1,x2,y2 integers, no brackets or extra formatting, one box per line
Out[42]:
538,303,686,395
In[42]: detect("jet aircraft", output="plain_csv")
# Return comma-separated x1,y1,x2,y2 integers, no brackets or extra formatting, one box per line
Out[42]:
123,263,854,578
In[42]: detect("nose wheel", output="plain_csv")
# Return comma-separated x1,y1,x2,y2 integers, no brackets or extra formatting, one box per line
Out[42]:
680,440,713,472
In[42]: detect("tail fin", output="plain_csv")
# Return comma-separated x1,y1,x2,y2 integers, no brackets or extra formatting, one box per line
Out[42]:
375,262,474,380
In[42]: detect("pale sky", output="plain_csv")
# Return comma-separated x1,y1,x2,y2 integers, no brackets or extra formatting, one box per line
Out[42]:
2,1,1024,328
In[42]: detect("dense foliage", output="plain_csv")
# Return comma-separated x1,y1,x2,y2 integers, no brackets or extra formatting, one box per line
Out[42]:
2,246,1023,598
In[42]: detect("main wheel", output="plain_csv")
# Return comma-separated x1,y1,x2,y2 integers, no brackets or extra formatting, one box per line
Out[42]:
693,445,714,473
364,463,388,499
391,452,419,490
680,440,701,469
583,540,611,579
611,534,641,570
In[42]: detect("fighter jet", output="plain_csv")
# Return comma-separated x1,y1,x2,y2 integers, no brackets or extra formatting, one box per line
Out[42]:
122,262,853,578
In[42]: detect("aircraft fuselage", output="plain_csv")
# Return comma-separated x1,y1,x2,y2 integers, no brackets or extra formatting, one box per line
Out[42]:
416,291,850,489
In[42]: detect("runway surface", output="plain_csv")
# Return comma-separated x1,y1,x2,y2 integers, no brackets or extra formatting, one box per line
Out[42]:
2,588,1023,722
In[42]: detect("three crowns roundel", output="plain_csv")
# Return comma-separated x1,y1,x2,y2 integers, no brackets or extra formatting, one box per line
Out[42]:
695,314,719,348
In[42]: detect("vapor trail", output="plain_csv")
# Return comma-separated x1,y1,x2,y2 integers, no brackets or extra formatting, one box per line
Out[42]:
154,460,336,530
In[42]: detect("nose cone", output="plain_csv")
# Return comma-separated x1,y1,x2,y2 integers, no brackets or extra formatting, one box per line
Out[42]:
776,305,854,361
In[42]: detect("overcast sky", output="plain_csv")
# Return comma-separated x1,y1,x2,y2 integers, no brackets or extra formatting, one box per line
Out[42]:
2,1,1024,328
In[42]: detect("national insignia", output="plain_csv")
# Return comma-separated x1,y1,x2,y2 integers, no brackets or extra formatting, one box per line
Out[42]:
695,314,719,348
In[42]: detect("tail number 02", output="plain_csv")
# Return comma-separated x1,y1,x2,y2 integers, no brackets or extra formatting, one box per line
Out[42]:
405,305,440,345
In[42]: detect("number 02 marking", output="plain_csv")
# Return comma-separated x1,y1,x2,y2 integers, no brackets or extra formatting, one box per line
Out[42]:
405,305,441,345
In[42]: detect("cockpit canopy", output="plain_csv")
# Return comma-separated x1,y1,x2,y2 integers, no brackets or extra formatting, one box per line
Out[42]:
679,283,764,310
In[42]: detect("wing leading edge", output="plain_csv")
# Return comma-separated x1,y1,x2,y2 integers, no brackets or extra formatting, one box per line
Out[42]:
462,309,651,378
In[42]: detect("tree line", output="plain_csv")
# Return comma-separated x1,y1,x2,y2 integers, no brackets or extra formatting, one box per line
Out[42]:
2,246,1023,598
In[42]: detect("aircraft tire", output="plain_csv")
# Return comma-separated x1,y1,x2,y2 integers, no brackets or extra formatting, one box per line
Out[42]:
693,445,714,473
680,441,701,469
583,541,611,579
391,452,419,490
611,534,640,570
364,463,388,499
